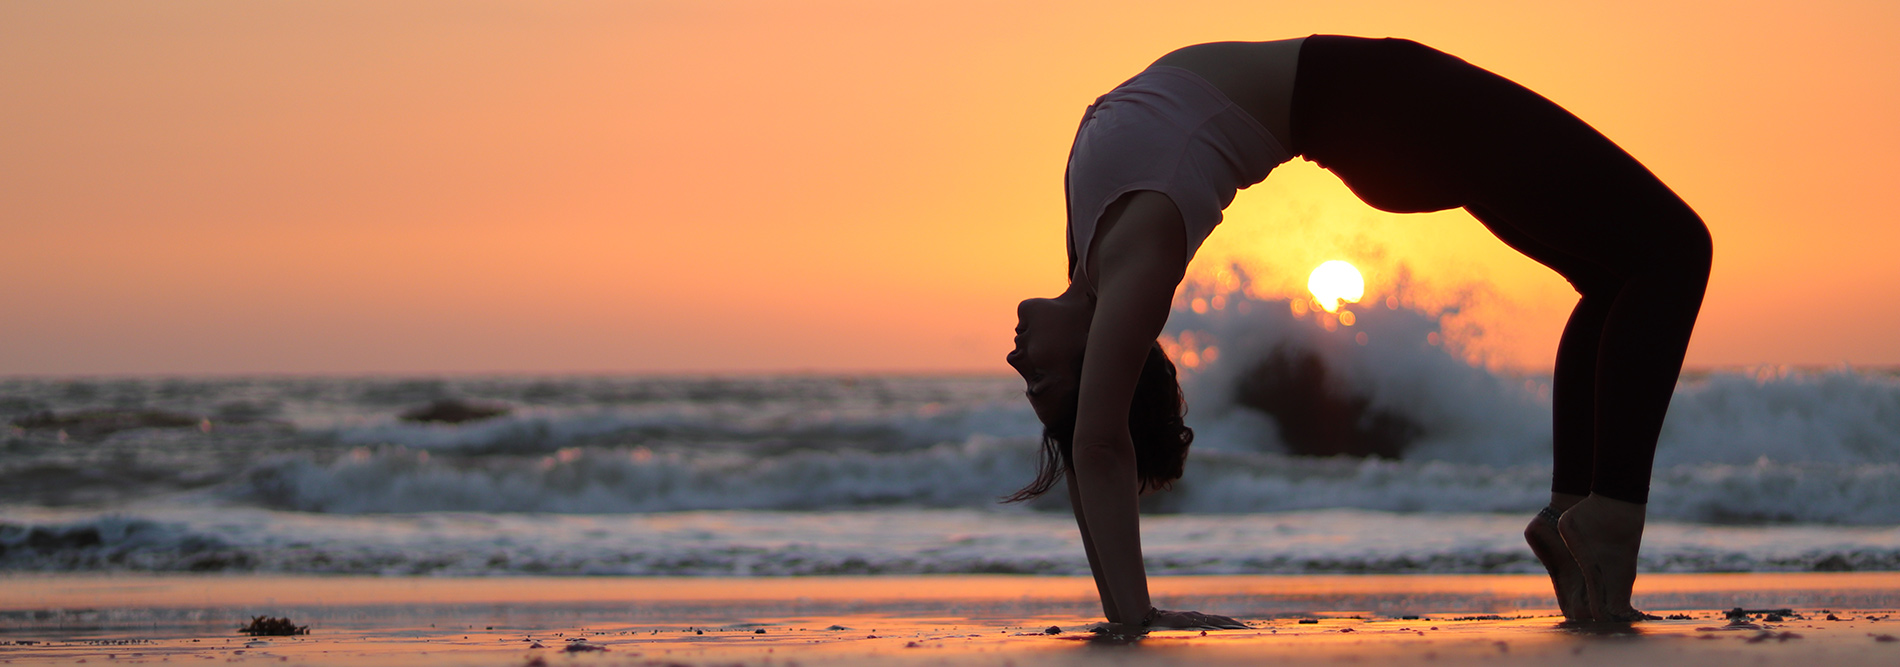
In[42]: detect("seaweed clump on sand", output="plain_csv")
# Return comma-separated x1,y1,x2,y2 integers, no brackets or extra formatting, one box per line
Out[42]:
239,616,309,636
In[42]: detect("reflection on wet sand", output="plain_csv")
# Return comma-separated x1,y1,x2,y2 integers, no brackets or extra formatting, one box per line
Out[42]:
4,573,1900,665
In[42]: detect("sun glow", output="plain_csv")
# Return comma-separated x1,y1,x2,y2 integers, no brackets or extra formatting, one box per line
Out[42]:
1307,260,1365,313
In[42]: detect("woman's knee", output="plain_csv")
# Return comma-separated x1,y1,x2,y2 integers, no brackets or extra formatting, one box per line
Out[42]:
1622,204,1710,280
1684,219,1713,276
1660,214,1713,285
1583,213,1709,299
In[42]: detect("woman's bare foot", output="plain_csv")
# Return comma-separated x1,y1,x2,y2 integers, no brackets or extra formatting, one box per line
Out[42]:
1524,494,1591,621
1558,494,1657,622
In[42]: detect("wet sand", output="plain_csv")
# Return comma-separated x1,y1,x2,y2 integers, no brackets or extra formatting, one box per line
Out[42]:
5,573,1900,665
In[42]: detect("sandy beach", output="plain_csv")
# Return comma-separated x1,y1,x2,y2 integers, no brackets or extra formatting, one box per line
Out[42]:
5,573,1899,665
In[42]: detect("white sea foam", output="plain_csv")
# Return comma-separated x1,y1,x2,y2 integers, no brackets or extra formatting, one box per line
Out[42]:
186,292,1900,522
209,437,1900,524
5,507,1898,576
3,312,1899,528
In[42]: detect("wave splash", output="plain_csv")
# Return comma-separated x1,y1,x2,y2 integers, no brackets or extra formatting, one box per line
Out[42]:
187,284,1900,522
1155,280,1900,523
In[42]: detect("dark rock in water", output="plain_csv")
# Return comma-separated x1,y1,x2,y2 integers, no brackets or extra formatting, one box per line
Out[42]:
1233,346,1422,459
0,523,106,558
357,379,451,405
9,409,201,440
1812,554,1855,571
212,400,283,423
0,396,50,418
398,399,510,424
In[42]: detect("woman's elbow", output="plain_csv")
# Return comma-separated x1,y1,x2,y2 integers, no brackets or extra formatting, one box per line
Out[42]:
1071,438,1136,472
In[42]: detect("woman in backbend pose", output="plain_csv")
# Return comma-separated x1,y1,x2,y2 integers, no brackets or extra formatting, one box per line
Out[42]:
1005,35,1710,629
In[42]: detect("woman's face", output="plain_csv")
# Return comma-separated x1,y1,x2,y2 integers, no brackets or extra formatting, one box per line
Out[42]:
1006,289,1091,425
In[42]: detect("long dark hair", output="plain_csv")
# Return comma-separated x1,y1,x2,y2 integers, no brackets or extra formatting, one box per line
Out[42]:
1002,341,1193,502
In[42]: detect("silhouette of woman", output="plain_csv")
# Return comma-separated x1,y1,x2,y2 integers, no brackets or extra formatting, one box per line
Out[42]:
1006,35,1710,629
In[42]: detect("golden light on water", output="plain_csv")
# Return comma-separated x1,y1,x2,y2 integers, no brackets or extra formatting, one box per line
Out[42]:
1307,260,1365,313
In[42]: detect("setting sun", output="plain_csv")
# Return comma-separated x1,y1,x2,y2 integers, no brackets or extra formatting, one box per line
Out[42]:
1307,260,1365,313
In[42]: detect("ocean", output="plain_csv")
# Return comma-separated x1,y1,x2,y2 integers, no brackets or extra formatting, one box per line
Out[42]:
5,291,1899,577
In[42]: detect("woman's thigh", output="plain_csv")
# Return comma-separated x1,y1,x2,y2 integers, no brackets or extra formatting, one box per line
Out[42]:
1464,203,1621,295
1466,163,1708,287
1444,64,1709,277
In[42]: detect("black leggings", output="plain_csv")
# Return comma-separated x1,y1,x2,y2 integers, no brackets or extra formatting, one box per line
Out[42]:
1290,35,1712,504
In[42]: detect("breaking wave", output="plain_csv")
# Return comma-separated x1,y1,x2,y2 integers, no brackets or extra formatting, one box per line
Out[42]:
4,290,1898,525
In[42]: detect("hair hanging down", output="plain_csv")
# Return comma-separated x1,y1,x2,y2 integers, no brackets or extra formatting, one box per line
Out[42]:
1003,341,1194,503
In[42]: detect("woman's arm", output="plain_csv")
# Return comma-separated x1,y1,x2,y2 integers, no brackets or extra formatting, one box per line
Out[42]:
1066,194,1250,632
1070,191,1187,625
1066,468,1120,621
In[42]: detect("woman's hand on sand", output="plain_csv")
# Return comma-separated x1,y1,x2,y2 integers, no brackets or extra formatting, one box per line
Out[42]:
1148,609,1248,630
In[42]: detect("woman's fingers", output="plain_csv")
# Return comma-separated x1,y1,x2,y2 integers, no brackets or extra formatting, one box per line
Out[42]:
1204,613,1249,629
1187,611,1248,629
1150,609,1249,629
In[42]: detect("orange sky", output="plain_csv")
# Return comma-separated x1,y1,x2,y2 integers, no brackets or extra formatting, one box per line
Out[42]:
3,0,1897,375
